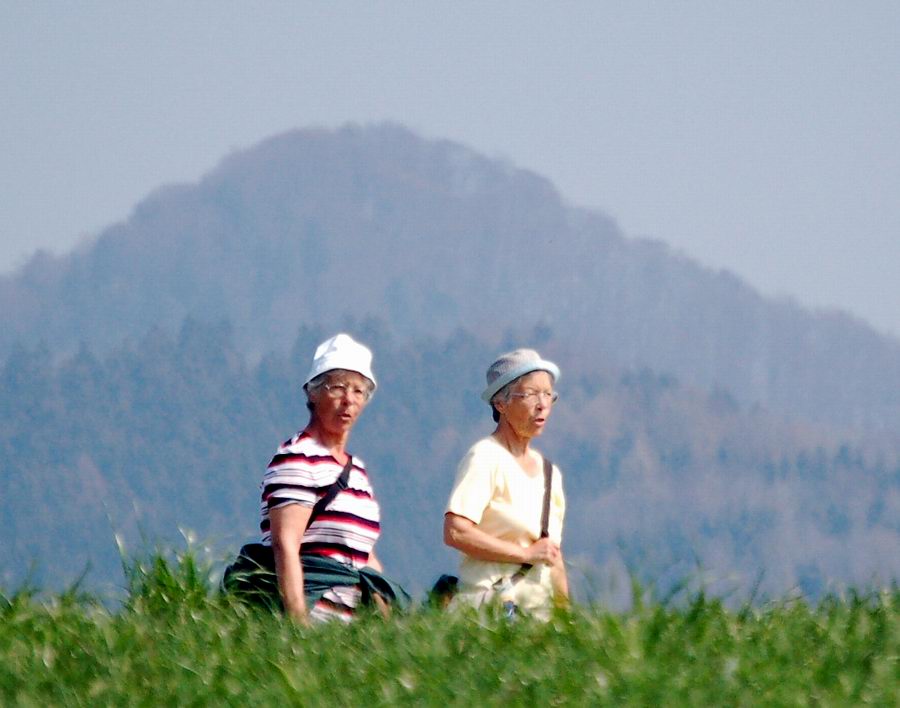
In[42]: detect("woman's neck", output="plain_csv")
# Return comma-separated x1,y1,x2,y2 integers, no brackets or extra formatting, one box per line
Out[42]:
492,422,532,459
305,419,349,462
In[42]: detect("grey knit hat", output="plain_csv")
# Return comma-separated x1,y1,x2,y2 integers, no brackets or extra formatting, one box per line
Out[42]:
481,348,560,403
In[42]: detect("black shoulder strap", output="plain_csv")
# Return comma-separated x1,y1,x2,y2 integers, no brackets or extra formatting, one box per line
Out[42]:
509,456,554,583
306,456,353,530
539,456,553,539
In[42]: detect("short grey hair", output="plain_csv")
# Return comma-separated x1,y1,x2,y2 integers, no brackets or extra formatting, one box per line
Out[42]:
304,373,328,413
489,382,514,423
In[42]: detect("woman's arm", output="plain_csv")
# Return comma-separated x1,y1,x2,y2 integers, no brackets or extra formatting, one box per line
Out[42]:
443,512,561,567
366,550,384,572
551,551,569,602
364,550,390,618
269,503,313,623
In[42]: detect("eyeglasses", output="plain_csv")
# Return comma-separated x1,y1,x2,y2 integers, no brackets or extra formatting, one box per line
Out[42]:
322,381,371,401
508,390,559,405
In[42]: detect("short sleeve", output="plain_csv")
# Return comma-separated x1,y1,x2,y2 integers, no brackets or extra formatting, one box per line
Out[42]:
445,444,497,525
262,450,332,510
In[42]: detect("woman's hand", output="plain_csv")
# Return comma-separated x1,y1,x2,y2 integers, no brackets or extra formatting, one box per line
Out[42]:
522,537,562,567
527,539,569,601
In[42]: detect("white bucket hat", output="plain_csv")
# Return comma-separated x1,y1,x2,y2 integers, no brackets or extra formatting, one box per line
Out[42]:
304,333,377,389
481,348,560,402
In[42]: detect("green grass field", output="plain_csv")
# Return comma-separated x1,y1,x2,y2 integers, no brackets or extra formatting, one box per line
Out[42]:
2,552,897,706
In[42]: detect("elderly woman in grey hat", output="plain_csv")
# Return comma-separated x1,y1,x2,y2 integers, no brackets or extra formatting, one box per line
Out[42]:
227,333,406,623
443,348,568,618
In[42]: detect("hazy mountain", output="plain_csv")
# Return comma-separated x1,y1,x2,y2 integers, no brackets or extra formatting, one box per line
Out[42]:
2,124,899,430
1,124,899,601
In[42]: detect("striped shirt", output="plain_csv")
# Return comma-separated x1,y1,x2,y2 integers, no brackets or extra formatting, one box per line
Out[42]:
260,431,381,621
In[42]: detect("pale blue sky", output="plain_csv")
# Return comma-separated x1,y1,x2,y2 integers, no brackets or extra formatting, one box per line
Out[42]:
3,2,899,336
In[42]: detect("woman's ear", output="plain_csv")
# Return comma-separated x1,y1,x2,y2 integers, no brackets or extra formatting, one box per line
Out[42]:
305,386,319,412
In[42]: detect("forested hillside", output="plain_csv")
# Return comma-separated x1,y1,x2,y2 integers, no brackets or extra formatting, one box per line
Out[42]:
1,125,900,430
2,124,899,600
2,320,897,600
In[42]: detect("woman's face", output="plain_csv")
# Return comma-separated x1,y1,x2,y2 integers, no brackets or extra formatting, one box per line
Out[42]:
308,370,372,437
495,370,556,439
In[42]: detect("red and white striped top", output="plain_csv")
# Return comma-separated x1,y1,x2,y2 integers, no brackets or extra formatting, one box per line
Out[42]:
259,431,381,621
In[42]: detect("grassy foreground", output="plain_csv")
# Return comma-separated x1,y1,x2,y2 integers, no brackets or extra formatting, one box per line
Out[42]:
1,553,897,706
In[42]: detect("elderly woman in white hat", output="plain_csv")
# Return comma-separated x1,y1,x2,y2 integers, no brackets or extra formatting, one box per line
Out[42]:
246,333,405,623
443,348,568,618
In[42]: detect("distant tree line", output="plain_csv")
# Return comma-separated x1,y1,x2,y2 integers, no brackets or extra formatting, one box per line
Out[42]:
2,317,898,602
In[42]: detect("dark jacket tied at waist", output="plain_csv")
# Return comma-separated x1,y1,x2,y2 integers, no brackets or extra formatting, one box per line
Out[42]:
223,543,410,611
